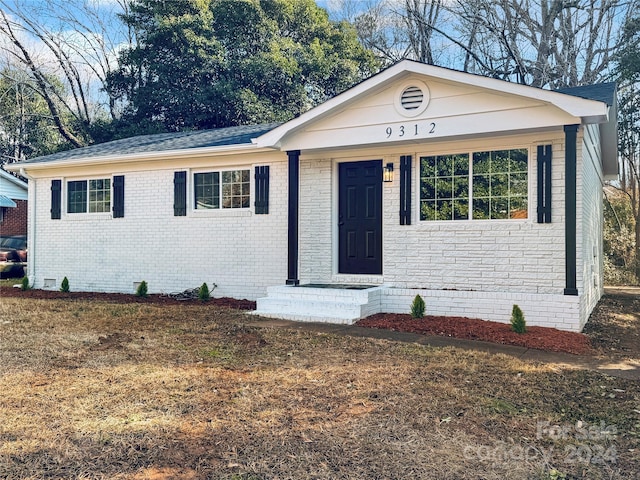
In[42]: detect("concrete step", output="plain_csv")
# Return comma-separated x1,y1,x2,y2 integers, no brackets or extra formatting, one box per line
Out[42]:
252,284,385,324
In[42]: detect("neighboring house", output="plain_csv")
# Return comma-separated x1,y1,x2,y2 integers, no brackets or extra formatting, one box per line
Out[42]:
7,61,617,332
0,168,28,236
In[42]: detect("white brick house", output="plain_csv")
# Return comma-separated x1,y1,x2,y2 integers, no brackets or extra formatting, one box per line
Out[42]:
8,61,617,332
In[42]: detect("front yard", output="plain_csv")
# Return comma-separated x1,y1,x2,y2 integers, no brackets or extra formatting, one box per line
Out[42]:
0,292,638,479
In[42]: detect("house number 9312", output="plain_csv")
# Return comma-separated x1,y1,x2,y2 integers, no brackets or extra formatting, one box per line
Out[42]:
385,122,436,138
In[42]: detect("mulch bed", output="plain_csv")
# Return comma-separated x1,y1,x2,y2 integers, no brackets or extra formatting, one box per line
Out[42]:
2,287,594,355
0,287,256,310
356,313,594,355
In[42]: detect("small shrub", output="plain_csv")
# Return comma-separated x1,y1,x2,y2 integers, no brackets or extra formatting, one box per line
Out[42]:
135,281,148,298
198,282,210,302
510,304,526,333
410,294,425,318
20,276,30,291
60,277,70,293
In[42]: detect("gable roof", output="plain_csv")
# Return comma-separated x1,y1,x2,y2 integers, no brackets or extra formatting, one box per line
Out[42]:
13,123,281,169
257,60,612,149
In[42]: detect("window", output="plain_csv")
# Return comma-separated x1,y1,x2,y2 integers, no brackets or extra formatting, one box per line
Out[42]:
67,179,111,213
194,169,250,210
420,148,528,221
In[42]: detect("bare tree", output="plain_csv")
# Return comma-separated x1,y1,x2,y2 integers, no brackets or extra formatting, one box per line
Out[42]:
0,0,132,148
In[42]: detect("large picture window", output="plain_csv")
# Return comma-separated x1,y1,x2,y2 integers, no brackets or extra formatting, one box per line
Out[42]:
194,169,250,210
67,179,111,213
420,148,528,221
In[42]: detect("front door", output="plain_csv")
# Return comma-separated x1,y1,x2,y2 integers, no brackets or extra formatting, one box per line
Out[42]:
338,160,383,275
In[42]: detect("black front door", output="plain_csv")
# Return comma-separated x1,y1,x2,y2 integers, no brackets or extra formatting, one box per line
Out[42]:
338,160,383,274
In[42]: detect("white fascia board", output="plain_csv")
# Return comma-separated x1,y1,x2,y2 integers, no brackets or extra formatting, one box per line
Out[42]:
5,143,275,173
257,60,609,148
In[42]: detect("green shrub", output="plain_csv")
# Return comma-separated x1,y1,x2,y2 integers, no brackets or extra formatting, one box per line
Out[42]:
135,281,148,298
198,282,210,302
20,276,30,291
410,294,425,318
60,277,70,293
510,304,526,333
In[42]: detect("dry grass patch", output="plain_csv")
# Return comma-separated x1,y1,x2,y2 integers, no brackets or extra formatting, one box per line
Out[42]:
0,297,638,479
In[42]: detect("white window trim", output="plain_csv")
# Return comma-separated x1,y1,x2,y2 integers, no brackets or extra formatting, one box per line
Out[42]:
63,175,113,219
190,167,253,216
415,145,533,224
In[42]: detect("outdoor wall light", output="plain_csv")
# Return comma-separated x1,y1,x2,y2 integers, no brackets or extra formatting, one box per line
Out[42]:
383,162,394,182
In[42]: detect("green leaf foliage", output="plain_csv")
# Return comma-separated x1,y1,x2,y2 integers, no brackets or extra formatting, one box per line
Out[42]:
410,294,425,319
107,0,379,133
135,281,148,298
198,282,210,302
60,277,70,293
20,276,30,291
510,304,526,334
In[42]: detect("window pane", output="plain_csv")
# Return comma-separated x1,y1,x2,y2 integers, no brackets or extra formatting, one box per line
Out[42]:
420,201,436,221
510,149,528,172
195,172,220,209
473,175,490,197
453,200,469,220
473,197,489,219
221,169,250,209
492,197,509,219
436,177,453,199
473,151,490,174
510,197,528,219
436,156,452,176
88,178,110,213
420,154,469,222
436,200,452,220
472,148,528,220
67,181,87,213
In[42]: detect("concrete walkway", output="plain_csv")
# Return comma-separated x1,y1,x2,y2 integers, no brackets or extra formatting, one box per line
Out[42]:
246,317,640,381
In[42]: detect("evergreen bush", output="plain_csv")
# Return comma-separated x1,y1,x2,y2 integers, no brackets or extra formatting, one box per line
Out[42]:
136,281,148,298
410,294,425,318
511,304,526,333
20,276,30,291
198,282,210,302
60,277,70,293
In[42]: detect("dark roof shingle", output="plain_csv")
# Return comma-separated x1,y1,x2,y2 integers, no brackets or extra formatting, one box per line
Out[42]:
21,123,281,165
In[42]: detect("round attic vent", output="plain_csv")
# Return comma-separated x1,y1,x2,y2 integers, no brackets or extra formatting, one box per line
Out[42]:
394,80,430,117
400,86,424,110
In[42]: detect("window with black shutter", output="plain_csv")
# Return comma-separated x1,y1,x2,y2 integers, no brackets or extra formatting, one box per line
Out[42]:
537,145,552,223
174,171,187,216
254,165,269,214
112,175,125,218
51,179,61,219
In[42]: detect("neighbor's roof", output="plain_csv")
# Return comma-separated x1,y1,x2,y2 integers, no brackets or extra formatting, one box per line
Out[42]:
14,123,281,167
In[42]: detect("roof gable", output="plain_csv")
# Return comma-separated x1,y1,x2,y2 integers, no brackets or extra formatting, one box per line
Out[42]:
257,60,611,151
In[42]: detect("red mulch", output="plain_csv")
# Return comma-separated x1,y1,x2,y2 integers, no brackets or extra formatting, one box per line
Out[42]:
0,287,256,310
356,313,593,355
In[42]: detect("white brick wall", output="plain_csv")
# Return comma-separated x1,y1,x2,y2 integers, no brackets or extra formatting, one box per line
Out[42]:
31,153,288,299
578,125,605,329
295,131,597,331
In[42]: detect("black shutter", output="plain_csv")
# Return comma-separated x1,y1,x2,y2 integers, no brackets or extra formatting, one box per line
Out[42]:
537,145,552,223
399,155,412,225
51,179,61,219
174,171,187,216
254,165,270,214
112,175,125,218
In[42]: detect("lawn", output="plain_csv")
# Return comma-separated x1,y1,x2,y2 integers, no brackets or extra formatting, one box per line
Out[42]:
0,293,638,479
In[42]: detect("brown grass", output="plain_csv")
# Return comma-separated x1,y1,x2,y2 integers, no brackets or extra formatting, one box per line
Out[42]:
0,296,638,479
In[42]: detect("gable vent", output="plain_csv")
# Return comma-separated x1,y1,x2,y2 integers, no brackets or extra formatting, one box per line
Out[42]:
400,86,424,110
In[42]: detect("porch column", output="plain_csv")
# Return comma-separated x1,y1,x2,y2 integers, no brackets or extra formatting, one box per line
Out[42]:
564,124,579,296
286,150,300,285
